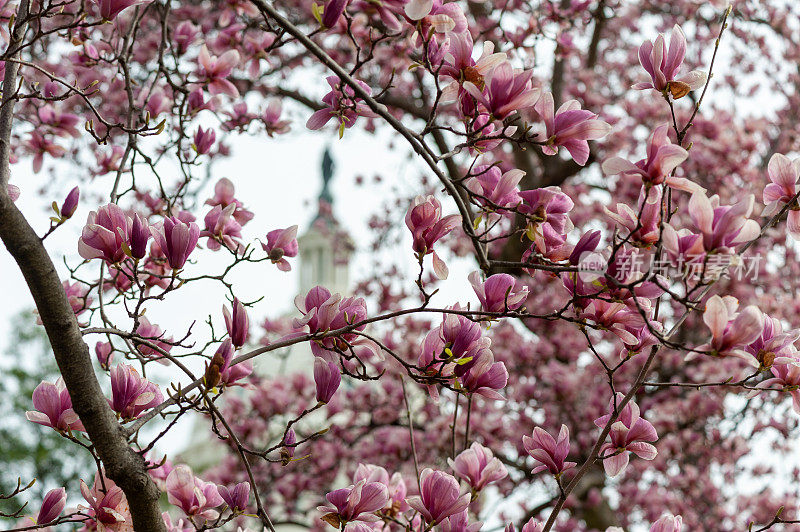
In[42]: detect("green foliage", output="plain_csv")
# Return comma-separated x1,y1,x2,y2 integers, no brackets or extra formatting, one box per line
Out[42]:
0,310,93,523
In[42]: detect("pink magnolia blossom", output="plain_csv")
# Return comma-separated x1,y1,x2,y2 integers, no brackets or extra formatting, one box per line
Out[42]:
518,186,574,256
262,225,299,271
223,298,250,348
135,317,173,364
407,468,471,525
605,186,661,246
27,132,66,173
218,482,250,512
534,92,611,165
650,514,683,532
263,100,291,136
463,62,541,120
505,518,545,532
685,191,760,253
130,213,150,260
691,295,764,366
162,512,193,532
438,31,507,104
197,45,240,97
465,165,522,220
448,442,508,491
93,0,151,20
78,203,133,264
166,465,224,521
205,177,253,226
25,378,85,433
7,183,19,201
441,510,482,532
405,0,467,35
306,76,379,134
460,347,509,399
314,357,342,403
96,341,114,369
150,215,200,269
37,488,66,525
214,339,253,387
317,480,389,526
580,299,648,346
602,125,699,192
320,0,349,28
193,126,216,154
469,271,529,313
173,21,198,55
79,474,131,531
750,361,800,413
63,280,92,318
744,315,800,368
109,363,164,421
522,424,577,476
634,25,706,97
660,225,705,264
352,464,408,515
594,395,658,477
294,286,377,361
201,204,243,252
59,186,80,220
762,152,800,239
405,195,461,279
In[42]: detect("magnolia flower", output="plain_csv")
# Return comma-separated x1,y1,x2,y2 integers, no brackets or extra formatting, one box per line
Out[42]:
317,480,389,526
26,378,85,433
518,186,574,256
594,395,658,477
262,225,299,271
634,24,706,98
219,482,250,512
762,152,800,239
135,317,173,364
58,186,80,220
522,424,577,476
465,165,523,219
744,315,800,368
320,0,349,28
749,361,800,413
650,514,683,532
438,31,507,104
441,510,483,532
78,203,133,264
109,363,164,421
96,341,114,369
686,191,760,253
193,126,216,154
352,464,408,516
464,62,541,119
37,488,66,525
150,215,200,269
201,204,243,251
7,183,19,201
198,45,240,97
469,272,528,313
460,347,509,400
166,465,225,521
407,469,471,525
691,295,764,366
306,76,379,134
294,286,378,361
605,186,661,246
205,177,253,226
130,214,150,259
314,357,342,403
93,0,151,20
448,442,507,491
79,474,131,531
534,92,611,165
223,297,250,348
405,195,461,279
602,125,699,192
206,339,253,388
